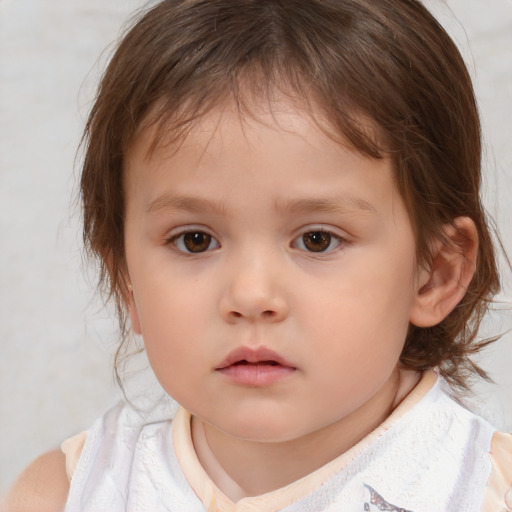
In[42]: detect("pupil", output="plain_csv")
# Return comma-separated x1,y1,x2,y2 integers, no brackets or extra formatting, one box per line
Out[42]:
304,232,331,252
184,232,211,253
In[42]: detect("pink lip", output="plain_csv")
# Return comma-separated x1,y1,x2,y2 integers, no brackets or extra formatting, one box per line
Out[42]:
216,346,296,387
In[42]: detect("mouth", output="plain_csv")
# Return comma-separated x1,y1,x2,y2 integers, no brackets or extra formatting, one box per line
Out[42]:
231,360,282,366
215,346,296,387
216,346,295,370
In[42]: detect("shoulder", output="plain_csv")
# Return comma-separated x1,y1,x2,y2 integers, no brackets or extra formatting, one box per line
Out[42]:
436,386,512,510
481,431,512,512
2,449,69,512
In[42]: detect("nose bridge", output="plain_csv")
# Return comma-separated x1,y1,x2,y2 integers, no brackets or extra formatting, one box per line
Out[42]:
221,241,288,322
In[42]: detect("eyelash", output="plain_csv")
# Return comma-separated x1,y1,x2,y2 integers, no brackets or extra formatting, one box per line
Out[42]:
166,227,346,255
167,229,220,254
291,229,344,254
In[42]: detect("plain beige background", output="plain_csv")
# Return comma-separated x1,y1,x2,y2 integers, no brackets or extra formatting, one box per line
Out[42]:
1,0,511,495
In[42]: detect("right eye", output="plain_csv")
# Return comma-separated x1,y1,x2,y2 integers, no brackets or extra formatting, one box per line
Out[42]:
168,231,220,254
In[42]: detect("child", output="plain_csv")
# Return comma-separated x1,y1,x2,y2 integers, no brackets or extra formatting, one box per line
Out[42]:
5,0,511,510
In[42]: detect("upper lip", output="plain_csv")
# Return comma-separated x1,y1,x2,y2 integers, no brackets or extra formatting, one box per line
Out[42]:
216,346,296,370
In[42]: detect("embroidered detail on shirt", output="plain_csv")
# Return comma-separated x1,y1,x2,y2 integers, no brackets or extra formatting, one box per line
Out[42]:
363,484,414,512
505,484,512,510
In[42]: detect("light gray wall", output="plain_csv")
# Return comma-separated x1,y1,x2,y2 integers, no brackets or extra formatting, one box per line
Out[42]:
1,0,511,495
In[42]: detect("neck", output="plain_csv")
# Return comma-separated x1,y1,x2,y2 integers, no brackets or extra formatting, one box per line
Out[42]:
192,368,419,501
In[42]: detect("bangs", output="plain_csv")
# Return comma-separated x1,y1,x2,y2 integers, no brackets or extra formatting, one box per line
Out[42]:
136,69,389,162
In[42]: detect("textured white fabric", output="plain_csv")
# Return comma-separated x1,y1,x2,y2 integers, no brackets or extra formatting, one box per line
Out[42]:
64,378,499,512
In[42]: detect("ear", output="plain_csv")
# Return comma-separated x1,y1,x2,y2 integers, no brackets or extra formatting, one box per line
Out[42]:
125,281,142,335
409,216,478,328
115,261,142,336
104,251,143,336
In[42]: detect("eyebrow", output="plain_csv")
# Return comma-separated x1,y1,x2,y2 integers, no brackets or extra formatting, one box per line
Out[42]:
146,193,376,216
273,195,377,216
146,194,230,216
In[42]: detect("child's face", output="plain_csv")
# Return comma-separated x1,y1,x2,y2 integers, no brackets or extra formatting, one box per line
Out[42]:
124,101,421,443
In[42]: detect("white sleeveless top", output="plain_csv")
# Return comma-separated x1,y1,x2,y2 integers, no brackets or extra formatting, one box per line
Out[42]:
62,372,512,511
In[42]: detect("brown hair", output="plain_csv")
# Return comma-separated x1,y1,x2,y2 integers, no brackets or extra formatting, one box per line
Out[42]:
80,0,501,389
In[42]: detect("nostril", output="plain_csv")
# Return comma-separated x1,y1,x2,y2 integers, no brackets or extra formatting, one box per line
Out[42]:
232,311,243,318
262,310,275,318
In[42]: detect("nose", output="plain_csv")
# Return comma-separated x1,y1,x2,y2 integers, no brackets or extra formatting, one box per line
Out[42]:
219,251,289,324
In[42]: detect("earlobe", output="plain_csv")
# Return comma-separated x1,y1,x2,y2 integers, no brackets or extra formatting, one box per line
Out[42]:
409,217,478,328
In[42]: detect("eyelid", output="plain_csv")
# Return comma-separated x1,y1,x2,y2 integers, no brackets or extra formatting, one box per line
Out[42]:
292,224,349,240
291,225,348,253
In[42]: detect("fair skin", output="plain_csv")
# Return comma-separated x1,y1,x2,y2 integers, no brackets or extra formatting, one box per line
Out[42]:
2,450,69,512
3,101,478,509
123,102,477,498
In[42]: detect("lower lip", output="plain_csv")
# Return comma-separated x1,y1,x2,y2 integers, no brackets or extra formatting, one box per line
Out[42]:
216,364,296,387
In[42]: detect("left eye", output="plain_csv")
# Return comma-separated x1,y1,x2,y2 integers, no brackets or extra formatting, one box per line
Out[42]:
293,230,343,253
170,231,220,253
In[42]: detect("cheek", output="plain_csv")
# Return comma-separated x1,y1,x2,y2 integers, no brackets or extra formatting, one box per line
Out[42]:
132,283,212,382
139,296,202,352
319,262,413,329
130,252,211,333
140,312,206,402
306,256,414,367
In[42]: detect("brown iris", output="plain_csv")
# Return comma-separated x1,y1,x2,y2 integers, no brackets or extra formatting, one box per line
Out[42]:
183,232,212,253
302,231,332,252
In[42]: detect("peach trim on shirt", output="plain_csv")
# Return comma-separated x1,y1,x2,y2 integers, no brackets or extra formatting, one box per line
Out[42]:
481,431,512,512
61,430,88,482
173,371,438,512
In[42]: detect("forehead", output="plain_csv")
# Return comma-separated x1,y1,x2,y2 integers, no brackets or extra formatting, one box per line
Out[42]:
132,85,388,160
128,94,387,174
123,101,405,226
